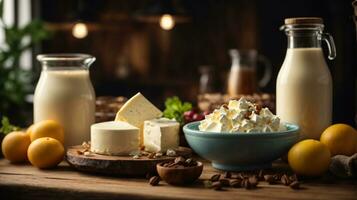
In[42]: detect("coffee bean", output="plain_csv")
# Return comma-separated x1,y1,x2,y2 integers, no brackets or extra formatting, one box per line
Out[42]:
289,174,298,182
184,158,195,167
230,179,242,188
241,179,252,189
211,181,223,191
219,178,230,187
248,176,259,187
236,173,245,180
264,175,276,184
281,174,291,186
210,174,221,182
290,181,300,190
149,176,160,186
224,171,232,179
258,170,264,181
174,156,186,164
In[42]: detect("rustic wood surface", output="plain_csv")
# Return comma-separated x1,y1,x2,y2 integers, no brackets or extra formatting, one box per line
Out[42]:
66,146,192,176
0,159,356,200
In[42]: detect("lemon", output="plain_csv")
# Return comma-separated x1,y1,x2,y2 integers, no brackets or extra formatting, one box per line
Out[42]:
27,137,64,169
1,131,31,163
288,139,330,176
30,120,64,144
320,124,357,156
26,124,34,136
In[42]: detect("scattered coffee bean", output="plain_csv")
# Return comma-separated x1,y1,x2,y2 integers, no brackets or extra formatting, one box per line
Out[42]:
219,178,230,187
248,176,258,187
241,178,253,189
289,174,298,182
264,175,276,184
289,181,300,190
230,179,242,188
258,170,264,181
211,181,223,191
224,171,232,179
281,174,291,186
236,173,245,180
149,176,160,186
210,174,221,182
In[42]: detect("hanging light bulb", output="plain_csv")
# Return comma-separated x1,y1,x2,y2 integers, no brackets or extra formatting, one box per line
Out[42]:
159,14,175,30
72,23,88,39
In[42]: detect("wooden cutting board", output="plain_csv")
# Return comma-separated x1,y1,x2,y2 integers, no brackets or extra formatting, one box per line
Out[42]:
66,146,192,177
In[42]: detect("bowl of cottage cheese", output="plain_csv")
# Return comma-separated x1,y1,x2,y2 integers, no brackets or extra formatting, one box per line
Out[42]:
183,98,299,171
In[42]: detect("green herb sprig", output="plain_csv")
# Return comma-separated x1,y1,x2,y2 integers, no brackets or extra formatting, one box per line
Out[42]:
163,96,192,124
0,116,20,135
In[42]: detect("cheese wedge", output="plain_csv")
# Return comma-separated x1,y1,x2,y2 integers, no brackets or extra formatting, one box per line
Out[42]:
144,118,180,152
115,92,163,146
90,121,140,155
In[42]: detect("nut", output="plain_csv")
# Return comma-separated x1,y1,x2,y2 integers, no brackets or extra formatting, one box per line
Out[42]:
264,175,275,184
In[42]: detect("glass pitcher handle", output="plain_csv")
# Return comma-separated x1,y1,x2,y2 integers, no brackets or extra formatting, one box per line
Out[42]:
321,33,337,60
257,55,272,88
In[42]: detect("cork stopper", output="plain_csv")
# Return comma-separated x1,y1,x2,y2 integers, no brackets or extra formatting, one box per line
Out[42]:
284,17,323,25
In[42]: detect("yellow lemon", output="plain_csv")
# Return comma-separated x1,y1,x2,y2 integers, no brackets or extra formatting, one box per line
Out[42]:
1,131,31,163
30,120,64,144
27,137,64,169
26,124,34,136
288,139,330,176
320,124,357,156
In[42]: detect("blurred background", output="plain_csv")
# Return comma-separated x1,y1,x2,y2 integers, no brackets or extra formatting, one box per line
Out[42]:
0,0,356,126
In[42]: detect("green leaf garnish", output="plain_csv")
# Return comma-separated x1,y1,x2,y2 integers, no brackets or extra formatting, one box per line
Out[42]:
163,96,192,125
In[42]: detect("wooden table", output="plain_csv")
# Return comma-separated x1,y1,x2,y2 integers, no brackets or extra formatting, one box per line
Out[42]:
0,159,356,200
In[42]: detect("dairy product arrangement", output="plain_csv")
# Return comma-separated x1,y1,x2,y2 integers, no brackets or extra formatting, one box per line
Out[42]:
199,98,286,133
90,92,180,156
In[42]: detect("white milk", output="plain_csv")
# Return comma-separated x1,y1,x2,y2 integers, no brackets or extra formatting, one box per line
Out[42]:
276,48,332,140
34,70,95,148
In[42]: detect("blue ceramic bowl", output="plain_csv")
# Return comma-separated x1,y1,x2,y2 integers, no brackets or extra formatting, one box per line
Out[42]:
183,121,299,171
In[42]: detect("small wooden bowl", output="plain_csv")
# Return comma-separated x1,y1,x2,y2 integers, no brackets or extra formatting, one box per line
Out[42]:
156,161,203,185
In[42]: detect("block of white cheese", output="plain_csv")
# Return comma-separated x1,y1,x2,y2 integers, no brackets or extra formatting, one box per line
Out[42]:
115,92,163,146
144,118,180,153
91,121,140,156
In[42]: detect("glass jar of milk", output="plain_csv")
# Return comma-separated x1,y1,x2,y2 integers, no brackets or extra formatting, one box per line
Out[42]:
277,18,336,140
34,54,96,148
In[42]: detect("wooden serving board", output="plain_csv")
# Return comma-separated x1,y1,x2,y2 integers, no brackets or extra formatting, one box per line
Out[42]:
66,146,192,177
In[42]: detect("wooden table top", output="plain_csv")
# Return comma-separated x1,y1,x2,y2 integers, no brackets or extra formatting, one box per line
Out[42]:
0,158,356,200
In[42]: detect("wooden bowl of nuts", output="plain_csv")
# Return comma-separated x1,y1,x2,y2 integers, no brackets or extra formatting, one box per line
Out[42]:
156,157,203,185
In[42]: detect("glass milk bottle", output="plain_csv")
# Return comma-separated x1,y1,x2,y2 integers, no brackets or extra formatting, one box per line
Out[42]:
34,54,96,148
277,18,336,140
